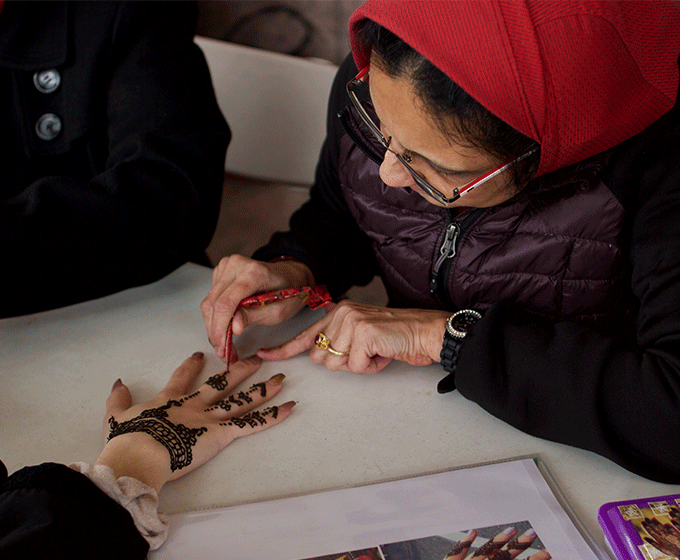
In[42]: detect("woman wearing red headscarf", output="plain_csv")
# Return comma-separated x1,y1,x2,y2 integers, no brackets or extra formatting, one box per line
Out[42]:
203,1,680,482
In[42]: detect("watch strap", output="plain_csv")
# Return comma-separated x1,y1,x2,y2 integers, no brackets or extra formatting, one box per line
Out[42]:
438,309,483,394
438,333,462,393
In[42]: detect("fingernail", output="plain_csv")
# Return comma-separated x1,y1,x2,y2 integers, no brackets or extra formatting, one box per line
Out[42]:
111,378,122,391
192,351,204,359
278,400,296,412
502,527,516,535
522,528,536,538
268,373,285,385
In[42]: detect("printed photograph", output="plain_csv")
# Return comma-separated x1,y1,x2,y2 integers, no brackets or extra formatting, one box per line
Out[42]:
618,501,680,560
301,521,550,560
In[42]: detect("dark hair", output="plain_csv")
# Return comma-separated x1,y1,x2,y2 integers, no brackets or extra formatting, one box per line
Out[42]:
355,19,540,193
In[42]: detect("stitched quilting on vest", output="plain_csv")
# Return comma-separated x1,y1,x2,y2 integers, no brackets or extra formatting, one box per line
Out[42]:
337,109,628,321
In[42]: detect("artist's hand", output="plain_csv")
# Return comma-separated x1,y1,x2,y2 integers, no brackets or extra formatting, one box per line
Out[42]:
95,352,294,492
444,527,551,560
258,300,450,374
643,516,680,558
201,254,315,362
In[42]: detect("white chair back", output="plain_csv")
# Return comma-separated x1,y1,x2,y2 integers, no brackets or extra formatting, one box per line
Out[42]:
195,36,338,185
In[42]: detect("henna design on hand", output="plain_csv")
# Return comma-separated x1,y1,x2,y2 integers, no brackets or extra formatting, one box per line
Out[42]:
505,539,531,552
205,371,229,391
108,400,207,472
472,540,504,557
643,516,680,558
221,406,279,429
487,550,512,560
204,382,268,413
178,391,200,404
445,540,472,557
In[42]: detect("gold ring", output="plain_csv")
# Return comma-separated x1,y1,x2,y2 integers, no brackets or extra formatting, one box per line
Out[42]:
314,332,348,356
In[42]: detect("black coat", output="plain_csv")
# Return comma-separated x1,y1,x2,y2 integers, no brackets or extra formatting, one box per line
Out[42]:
0,461,149,560
0,1,230,317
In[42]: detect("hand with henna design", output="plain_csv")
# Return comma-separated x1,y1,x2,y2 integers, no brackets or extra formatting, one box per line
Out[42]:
444,527,551,560
668,505,680,532
96,352,294,492
642,515,680,558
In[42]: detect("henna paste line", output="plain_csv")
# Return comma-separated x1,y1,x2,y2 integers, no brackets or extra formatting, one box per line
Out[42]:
220,406,279,429
108,399,207,472
205,371,229,391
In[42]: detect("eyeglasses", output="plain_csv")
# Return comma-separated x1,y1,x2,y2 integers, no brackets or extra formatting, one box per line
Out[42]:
346,67,538,206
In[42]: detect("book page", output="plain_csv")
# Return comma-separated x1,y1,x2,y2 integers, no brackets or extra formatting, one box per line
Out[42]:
152,457,607,560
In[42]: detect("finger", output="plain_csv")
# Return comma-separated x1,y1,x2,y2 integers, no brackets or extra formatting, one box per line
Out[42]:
323,301,337,314
106,378,132,417
204,373,286,417
220,400,296,441
528,550,551,560
103,378,132,442
200,263,238,358
443,530,476,560
474,527,517,558
257,327,318,361
504,528,538,558
162,352,206,396
204,287,252,361
200,355,263,400
349,355,392,375
206,257,284,357
236,296,307,332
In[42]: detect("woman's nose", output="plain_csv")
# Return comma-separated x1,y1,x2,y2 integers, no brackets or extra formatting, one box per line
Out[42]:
379,149,414,188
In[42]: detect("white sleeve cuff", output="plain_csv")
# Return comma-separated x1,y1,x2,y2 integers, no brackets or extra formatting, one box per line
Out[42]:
69,462,170,550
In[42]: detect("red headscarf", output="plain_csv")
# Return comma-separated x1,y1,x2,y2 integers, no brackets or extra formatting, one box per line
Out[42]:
349,1,680,176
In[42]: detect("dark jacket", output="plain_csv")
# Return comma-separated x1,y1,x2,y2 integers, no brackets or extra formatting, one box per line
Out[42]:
255,54,680,482
0,461,149,560
0,1,230,317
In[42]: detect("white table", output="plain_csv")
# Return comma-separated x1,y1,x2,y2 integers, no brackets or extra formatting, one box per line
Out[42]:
2,263,678,555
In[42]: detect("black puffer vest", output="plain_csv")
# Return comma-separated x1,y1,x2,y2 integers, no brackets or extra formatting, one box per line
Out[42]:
338,105,628,322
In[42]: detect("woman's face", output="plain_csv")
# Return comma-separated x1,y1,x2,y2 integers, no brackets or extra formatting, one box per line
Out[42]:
369,60,519,208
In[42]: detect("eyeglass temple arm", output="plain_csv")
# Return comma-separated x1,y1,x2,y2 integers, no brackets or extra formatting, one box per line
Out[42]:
456,147,539,198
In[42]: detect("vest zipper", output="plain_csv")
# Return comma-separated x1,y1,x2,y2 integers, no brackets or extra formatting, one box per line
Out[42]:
430,208,486,304
341,107,487,305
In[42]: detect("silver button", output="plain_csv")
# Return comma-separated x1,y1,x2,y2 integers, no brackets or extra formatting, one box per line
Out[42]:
35,113,62,141
33,69,61,93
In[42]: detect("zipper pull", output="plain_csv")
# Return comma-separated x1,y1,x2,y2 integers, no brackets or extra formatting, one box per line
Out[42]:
430,222,460,293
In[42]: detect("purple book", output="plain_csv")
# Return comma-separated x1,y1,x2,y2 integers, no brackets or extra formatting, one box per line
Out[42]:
599,494,680,560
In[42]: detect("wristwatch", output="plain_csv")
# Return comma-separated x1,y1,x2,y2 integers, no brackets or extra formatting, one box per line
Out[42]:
438,309,483,393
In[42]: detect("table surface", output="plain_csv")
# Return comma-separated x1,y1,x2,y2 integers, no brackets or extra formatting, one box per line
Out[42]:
2,263,678,556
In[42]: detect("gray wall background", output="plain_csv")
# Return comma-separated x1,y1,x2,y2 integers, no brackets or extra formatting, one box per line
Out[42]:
197,1,363,65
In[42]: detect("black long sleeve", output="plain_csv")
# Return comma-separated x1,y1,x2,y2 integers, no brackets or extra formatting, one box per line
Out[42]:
455,98,680,482
0,462,149,560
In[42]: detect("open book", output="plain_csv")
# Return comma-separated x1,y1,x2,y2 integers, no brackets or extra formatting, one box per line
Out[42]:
151,457,607,560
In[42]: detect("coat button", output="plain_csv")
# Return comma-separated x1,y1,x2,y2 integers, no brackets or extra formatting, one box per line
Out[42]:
33,69,61,93
35,113,62,141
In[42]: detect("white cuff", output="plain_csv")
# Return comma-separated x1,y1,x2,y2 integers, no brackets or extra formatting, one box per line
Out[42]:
69,462,170,550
